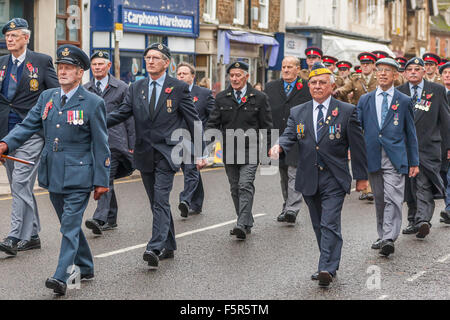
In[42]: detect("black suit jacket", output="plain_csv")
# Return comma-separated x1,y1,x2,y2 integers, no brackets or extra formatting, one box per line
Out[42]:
206,83,273,165
190,85,215,128
85,74,135,179
0,49,59,139
264,77,312,166
106,75,204,173
279,97,368,196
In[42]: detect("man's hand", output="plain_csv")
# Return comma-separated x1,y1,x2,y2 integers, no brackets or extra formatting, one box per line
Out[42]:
355,180,368,192
94,186,109,200
269,145,283,160
0,142,8,164
196,158,208,170
409,166,419,178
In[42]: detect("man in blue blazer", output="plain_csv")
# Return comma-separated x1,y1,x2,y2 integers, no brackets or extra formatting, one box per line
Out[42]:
270,63,369,287
176,62,214,217
356,58,419,256
106,43,207,269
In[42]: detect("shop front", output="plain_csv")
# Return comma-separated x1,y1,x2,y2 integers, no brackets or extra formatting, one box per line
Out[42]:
90,0,199,84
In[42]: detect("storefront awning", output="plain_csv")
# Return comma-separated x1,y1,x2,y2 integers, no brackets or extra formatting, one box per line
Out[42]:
322,35,395,66
218,30,280,67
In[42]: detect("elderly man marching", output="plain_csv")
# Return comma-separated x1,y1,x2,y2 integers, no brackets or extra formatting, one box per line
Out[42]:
356,58,419,256
0,45,110,295
270,63,369,287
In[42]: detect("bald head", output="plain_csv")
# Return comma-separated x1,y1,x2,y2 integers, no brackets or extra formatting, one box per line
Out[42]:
282,56,301,82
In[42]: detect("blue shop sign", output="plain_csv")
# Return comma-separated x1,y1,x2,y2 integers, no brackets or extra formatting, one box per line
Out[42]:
122,8,194,36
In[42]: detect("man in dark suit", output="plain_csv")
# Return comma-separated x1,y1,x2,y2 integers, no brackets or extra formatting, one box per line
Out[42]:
206,61,273,240
176,62,214,217
269,63,369,287
0,44,110,295
84,51,135,235
397,58,450,238
438,62,450,224
357,58,419,256
264,56,312,223
106,43,207,269
0,18,59,256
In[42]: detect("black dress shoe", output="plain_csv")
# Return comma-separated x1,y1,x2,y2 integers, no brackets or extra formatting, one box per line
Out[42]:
232,226,246,239
101,223,118,231
45,277,67,295
277,212,286,222
371,239,382,250
17,237,41,251
143,250,159,268
440,210,450,223
158,248,174,260
379,240,395,256
85,219,103,235
80,273,95,281
179,201,189,218
284,211,297,223
318,271,333,287
311,272,319,280
402,223,418,234
365,192,374,201
188,208,202,215
359,193,367,200
416,223,430,239
0,238,18,256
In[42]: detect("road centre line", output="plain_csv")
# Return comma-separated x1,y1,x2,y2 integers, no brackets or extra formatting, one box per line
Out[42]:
406,271,426,282
437,254,450,263
94,213,267,258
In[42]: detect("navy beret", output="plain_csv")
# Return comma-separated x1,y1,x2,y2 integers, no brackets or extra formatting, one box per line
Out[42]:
226,61,249,73
56,45,90,71
405,57,424,69
144,43,171,59
2,18,28,34
439,61,450,74
90,51,110,61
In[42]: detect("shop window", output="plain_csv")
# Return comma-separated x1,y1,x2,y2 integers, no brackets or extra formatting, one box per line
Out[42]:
120,51,145,84
147,35,163,46
258,0,269,29
169,53,195,78
57,0,82,47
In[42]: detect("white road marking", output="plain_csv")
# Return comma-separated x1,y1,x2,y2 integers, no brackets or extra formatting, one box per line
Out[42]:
437,254,450,263
95,213,267,258
351,188,356,192
406,271,426,282
377,295,389,300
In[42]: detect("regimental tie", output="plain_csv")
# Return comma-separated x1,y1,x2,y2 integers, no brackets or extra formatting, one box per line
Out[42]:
236,90,241,103
285,83,291,94
316,104,325,168
96,81,102,95
7,59,19,100
61,95,67,107
380,92,389,127
412,85,418,113
149,81,157,117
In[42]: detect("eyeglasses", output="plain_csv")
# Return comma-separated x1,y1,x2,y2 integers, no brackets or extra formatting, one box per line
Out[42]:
309,80,330,86
144,56,162,62
376,68,394,73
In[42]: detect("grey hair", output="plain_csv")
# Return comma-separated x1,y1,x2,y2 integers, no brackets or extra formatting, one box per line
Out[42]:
329,74,335,84
21,29,31,44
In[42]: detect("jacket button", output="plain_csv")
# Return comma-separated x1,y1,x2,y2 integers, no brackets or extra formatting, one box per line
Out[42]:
59,111,62,115
316,146,319,150
56,124,60,128
80,161,83,164
282,118,285,121
379,134,382,137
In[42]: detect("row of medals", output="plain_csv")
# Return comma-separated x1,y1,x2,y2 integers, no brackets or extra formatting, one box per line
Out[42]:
67,110,84,125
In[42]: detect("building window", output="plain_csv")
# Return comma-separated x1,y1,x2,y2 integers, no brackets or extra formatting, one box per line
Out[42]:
234,0,245,25
417,8,426,40
203,0,217,23
57,0,82,46
259,0,269,29
391,0,403,35
367,0,377,26
436,38,441,55
332,0,339,26
296,0,305,22
353,0,360,23
446,39,449,57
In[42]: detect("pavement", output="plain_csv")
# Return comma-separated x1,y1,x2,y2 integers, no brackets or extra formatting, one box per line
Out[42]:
0,166,449,300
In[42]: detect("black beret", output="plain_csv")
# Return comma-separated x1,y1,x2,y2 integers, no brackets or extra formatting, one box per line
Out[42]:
226,61,249,73
56,45,90,71
2,18,28,35
439,61,450,74
90,51,110,61
405,57,424,69
144,43,171,59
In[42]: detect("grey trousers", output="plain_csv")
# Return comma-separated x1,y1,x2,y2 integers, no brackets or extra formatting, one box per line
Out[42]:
4,133,44,241
368,149,405,242
224,164,258,229
279,165,303,214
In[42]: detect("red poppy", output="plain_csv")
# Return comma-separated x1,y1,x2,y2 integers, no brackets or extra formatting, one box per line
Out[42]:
426,93,433,100
332,109,338,117
391,104,398,111
193,96,199,102
241,96,247,103
46,100,53,110
26,63,33,72
165,87,173,94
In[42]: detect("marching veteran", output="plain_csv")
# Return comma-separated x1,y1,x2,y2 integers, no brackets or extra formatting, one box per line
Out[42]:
0,45,110,296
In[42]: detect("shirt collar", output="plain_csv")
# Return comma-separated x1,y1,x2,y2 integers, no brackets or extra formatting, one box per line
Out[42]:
61,85,80,101
95,75,109,87
376,85,395,96
234,85,247,97
150,72,167,87
313,95,332,110
189,83,194,92
409,79,424,91
284,78,297,86
11,50,27,66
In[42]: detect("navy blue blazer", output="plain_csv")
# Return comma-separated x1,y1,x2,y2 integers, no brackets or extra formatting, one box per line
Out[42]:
356,89,419,174
106,75,205,173
190,85,214,129
279,97,368,196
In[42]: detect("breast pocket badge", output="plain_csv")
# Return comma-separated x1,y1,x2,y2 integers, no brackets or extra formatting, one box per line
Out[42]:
29,79,39,91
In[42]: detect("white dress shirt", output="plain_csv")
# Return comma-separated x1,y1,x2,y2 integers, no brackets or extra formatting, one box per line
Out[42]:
409,79,424,101
312,95,331,140
95,75,109,93
375,85,395,127
11,50,26,67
